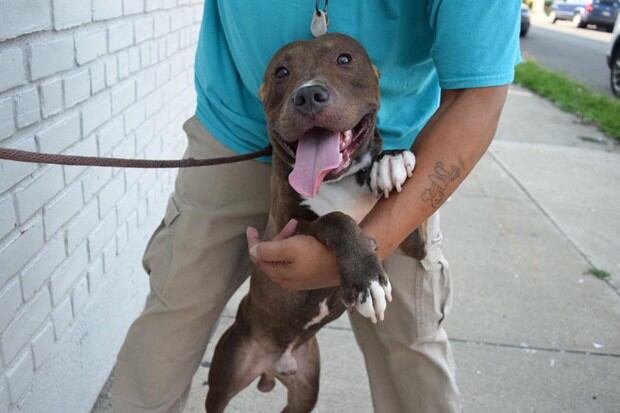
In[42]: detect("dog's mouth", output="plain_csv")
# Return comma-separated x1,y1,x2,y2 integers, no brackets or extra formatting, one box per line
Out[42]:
287,112,374,198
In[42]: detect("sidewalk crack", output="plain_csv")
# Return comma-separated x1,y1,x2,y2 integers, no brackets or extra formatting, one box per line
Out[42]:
450,337,620,358
222,313,620,358
488,149,620,298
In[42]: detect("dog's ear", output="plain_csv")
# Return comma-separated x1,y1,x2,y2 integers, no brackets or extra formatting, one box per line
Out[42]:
258,83,267,102
372,64,381,80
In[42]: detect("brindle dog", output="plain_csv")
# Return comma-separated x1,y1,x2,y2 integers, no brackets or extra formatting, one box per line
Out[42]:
205,33,426,413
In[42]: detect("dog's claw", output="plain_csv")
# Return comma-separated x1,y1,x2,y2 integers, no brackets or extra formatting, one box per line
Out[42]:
384,278,393,302
378,156,393,196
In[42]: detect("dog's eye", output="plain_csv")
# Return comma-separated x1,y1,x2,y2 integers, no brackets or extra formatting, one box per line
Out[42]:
274,66,289,79
336,53,352,65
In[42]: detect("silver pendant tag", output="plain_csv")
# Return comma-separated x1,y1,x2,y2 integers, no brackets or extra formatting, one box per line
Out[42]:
311,9,328,37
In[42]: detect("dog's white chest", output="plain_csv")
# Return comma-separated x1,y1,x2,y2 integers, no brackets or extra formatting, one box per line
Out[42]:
301,175,377,223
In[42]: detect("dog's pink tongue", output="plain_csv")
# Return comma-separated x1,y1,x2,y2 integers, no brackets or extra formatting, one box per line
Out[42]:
289,130,341,198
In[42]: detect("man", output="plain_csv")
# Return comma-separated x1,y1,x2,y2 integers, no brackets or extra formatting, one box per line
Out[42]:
112,1,521,412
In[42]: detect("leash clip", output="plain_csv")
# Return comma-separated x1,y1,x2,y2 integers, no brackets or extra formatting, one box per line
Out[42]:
311,0,329,37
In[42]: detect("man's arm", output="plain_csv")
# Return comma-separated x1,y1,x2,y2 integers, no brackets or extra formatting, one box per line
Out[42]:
363,84,509,260
247,84,509,290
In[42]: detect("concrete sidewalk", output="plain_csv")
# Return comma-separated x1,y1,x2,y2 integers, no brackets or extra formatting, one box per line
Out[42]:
94,85,620,412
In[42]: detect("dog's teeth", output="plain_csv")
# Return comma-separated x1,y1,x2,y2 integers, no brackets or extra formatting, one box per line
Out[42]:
342,130,353,147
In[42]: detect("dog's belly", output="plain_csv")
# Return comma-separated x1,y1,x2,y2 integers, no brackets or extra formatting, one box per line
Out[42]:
301,174,377,223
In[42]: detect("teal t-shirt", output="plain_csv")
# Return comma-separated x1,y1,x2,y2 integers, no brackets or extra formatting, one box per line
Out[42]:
195,1,521,161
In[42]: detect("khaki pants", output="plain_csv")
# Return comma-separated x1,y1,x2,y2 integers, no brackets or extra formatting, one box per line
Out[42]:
112,116,460,413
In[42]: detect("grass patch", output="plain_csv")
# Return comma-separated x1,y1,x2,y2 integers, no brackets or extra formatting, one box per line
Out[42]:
588,267,611,280
514,61,620,141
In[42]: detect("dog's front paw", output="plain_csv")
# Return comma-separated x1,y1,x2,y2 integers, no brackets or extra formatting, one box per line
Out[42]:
369,150,416,198
341,255,393,323
355,277,393,323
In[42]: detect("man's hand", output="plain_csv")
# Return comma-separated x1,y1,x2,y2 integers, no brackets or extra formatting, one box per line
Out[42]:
246,219,340,290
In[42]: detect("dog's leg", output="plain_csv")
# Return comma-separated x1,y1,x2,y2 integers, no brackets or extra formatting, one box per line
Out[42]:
205,318,271,413
366,150,428,259
277,337,320,413
298,213,390,323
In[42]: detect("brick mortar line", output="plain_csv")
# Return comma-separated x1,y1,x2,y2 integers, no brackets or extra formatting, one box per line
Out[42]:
0,40,198,149
0,163,174,365
0,69,195,196
0,20,200,101
0,5,200,48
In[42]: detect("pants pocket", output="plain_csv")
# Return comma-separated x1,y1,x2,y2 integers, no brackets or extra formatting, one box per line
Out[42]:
416,248,453,338
142,196,181,295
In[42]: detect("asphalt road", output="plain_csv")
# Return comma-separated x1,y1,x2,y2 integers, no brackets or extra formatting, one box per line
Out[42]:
520,14,614,96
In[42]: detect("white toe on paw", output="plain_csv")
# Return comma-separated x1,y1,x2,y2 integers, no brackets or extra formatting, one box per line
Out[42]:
378,156,393,198
356,292,377,323
402,151,416,177
389,155,407,193
369,281,387,321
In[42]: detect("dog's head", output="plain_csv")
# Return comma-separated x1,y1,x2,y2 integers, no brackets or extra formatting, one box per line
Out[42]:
260,33,380,197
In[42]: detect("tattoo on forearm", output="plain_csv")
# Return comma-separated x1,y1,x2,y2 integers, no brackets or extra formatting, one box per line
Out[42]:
421,156,466,208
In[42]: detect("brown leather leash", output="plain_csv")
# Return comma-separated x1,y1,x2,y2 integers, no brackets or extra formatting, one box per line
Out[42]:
0,146,272,168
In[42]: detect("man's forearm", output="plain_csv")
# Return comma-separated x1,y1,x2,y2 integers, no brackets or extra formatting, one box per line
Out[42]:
361,85,509,260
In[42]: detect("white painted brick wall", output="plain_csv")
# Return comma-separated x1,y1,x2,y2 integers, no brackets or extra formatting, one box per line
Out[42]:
29,37,75,81
63,69,91,108
0,196,17,239
75,28,108,65
31,321,55,369
0,383,7,412
0,279,21,332
37,112,82,154
53,0,92,30
6,351,34,403
0,97,15,140
0,0,51,41
21,235,66,300
15,87,41,128
1,289,52,363
40,79,64,119
0,1,201,411
0,48,26,93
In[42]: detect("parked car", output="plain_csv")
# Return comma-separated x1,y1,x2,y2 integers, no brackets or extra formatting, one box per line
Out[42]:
549,0,620,32
521,4,531,37
607,14,620,96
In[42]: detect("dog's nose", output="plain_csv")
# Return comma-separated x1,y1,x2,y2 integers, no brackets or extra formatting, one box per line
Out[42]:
292,85,330,115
